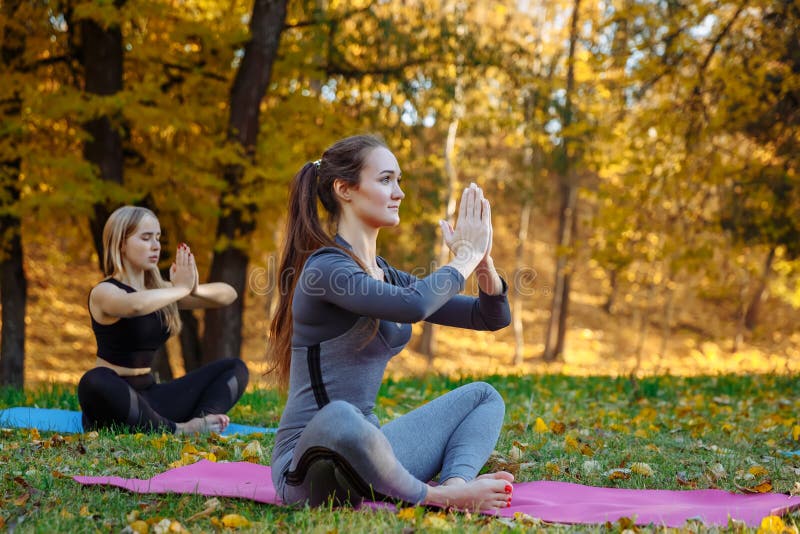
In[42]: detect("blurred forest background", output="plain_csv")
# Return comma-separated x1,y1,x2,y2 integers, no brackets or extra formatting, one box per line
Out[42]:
1,0,798,388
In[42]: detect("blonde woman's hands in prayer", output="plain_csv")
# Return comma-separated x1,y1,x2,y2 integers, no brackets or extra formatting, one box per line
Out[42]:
169,243,196,293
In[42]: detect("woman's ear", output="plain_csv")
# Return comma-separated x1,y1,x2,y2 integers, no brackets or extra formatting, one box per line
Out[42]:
332,178,353,203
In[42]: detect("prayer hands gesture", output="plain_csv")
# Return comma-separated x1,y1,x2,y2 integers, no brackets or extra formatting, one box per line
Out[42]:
169,243,198,293
440,183,493,265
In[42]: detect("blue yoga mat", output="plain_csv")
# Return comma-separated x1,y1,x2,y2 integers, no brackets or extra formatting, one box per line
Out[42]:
0,407,275,436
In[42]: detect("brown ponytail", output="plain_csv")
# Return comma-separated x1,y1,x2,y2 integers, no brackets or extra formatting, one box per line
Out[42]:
267,134,388,389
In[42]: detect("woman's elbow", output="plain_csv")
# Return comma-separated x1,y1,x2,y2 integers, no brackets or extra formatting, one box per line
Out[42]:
489,313,512,331
405,301,431,323
222,285,238,306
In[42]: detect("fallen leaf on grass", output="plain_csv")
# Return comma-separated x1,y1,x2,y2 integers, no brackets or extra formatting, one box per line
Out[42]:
749,465,769,478
708,463,727,481
396,507,417,521
630,462,654,477
513,512,542,526
221,514,251,528
422,512,451,530
792,425,800,442
676,471,698,488
549,421,566,434
185,498,222,522
582,460,602,474
242,440,263,462
604,468,632,481
126,520,149,534
534,418,549,434
758,515,799,534
152,518,189,533
735,480,773,494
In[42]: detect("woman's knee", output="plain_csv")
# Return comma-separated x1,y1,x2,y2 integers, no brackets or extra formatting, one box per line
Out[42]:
467,381,505,412
317,401,383,452
78,367,118,403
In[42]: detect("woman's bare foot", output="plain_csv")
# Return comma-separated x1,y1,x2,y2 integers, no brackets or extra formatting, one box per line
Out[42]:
424,473,513,511
175,414,230,435
476,471,515,483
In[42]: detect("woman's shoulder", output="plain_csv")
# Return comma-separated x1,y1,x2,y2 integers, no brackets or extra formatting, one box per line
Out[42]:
304,246,357,270
93,278,135,293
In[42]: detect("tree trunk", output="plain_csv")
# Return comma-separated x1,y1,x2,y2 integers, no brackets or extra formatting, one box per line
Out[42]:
603,268,618,314
79,3,125,267
201,0,288,363
179,309,203,371
542,183,578,361
0,0,27,388
0,183,26,388
542,0,581,362
512,199,532,365
419,117,460,361
744,247,775,330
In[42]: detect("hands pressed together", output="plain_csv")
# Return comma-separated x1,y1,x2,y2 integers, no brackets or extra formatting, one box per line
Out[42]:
169,243,199,294
440,182,494,268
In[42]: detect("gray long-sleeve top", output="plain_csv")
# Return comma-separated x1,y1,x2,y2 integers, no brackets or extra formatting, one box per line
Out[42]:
271,235,511,493
291,235,511,347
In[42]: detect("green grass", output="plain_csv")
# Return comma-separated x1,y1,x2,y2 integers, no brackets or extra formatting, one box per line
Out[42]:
1,374,799,532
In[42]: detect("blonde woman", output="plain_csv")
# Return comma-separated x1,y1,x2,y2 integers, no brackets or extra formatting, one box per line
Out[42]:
78,206,249,434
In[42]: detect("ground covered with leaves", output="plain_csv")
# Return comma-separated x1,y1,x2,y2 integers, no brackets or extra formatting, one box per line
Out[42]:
1,374,799,533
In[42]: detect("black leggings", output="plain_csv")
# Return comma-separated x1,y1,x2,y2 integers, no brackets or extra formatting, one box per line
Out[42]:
77,358,249,433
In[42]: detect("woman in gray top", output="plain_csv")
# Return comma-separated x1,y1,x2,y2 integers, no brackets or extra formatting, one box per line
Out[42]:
268,134,514,511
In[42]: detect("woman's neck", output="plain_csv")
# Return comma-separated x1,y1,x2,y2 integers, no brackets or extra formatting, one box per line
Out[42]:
116,265,145,290
336,219,379,268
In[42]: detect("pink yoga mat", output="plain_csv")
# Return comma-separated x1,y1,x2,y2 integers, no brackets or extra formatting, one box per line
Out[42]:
74,460,800,527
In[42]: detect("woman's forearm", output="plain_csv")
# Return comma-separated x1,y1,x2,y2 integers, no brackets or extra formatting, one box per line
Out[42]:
475,256,503,296
190,282,238,306
106,286,192,318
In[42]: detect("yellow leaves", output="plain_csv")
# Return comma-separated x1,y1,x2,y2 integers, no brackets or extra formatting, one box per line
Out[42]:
564,435,594,456
148,433,170,450
630,462,654,477
396,507,418,521
565,435,580,453
128,520,149,534
534,417,549,433
749,465,769,478
185,498,221,522
758,516,799,534
512,512,542,526
79,505,93,517
737,481,773,494
219,514,251,529
549,420,566,434
421,511,451,531
604,468,632,481
168,443,217,468
792,425,800,441
152,518,189,533
241,440,263,462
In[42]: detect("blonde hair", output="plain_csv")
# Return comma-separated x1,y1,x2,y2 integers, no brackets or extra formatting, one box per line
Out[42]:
102,206,181,335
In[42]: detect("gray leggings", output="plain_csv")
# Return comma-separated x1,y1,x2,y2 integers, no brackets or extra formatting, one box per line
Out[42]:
280,381,505,507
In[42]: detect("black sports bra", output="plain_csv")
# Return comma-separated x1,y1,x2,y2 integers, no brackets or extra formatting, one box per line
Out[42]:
90,278,169,368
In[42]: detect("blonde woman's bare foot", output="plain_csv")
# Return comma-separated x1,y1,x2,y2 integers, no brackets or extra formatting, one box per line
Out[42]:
175,414,230,435
424,476,512,511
